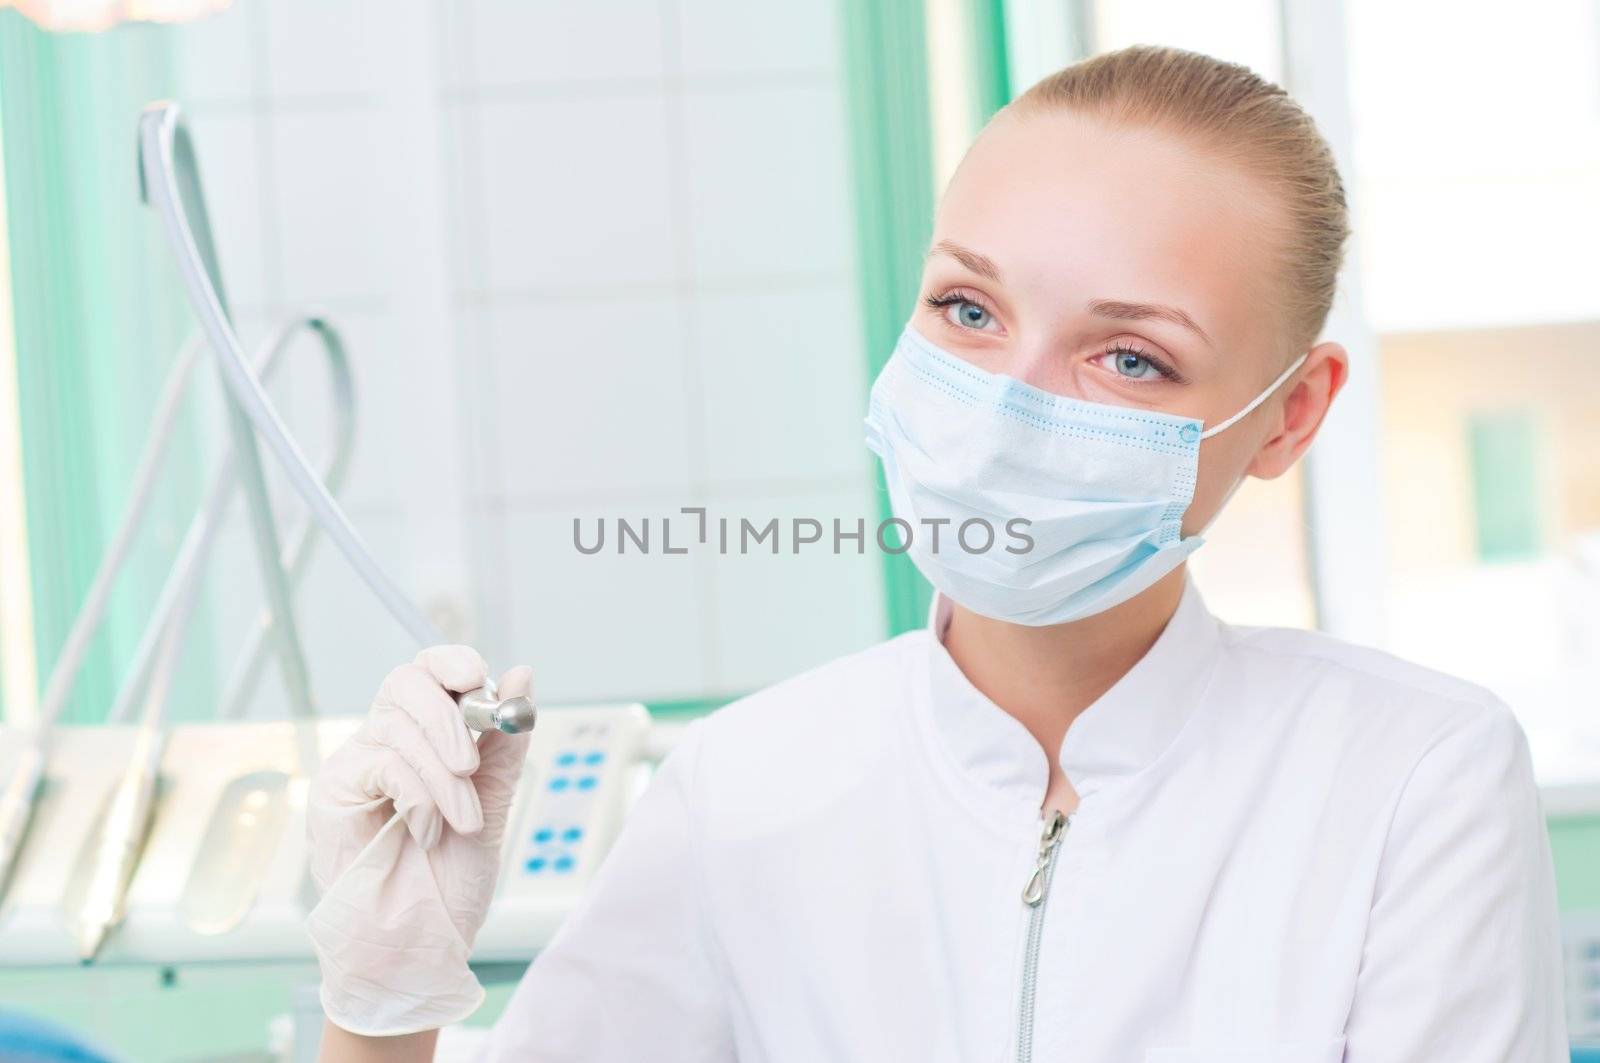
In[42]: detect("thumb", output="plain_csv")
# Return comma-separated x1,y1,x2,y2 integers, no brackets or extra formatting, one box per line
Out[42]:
495,664,533,701
473,665,534,818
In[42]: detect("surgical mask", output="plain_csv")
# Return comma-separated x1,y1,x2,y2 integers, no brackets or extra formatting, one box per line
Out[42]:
864,325,1306,626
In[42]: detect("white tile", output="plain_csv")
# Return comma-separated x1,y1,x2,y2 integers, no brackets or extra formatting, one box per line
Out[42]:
187,485,406,721
184,312,260,461
704,486,887,691
676,0,839,78
473,295,696,500
449,305,499,501
291,511,421,715
169,0,261,106
436,0,475,92
272,309,442,514
500,505,709,702
682,84,853,282
438,107,486,292
184,311,296,481
196,518,282,698
185,112,271,309
269,110,404,304
461,0,666,89
263,0,409,100
476,94,677,291
459,499,512,660
693,284,874,487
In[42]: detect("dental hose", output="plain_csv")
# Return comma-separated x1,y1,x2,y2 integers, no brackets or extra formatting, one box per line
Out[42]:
138,103,534,737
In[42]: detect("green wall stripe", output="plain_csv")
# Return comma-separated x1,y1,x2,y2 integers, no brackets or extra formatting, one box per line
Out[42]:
839,0,1014,635
971,0,1014,110
839,0,937,636
0,12,206,723
645,694,740,720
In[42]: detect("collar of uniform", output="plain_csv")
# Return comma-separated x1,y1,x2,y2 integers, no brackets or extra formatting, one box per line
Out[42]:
923,576,1222,809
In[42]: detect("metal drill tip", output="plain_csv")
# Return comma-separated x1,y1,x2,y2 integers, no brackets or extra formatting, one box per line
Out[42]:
493,696,537,735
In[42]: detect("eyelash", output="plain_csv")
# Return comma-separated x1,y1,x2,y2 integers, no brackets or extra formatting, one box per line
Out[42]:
922,289,1186,383
1102,340,1184,383
922,289,991,317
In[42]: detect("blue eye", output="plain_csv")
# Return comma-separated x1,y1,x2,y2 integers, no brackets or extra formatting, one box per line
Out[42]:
1100,345,1174,381
1115,350,1155,378
948,300,992,330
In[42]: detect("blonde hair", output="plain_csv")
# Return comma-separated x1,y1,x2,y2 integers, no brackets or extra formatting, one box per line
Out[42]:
1010,45,1350,357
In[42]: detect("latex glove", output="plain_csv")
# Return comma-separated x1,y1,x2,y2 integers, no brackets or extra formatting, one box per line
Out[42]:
306,646,533,1037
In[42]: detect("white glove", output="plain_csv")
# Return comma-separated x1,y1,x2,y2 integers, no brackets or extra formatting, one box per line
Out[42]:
306,645,533,1037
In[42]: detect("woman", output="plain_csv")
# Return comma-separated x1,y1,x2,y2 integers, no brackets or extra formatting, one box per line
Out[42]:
308,46,1565,1061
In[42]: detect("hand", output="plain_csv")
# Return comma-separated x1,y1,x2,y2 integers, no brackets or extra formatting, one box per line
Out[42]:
306,646,533,1037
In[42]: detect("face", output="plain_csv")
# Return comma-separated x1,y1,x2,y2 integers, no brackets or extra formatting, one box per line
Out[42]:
916,107,1348,534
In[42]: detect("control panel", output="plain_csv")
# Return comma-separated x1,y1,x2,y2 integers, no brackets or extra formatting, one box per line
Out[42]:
1567,913,1600,1045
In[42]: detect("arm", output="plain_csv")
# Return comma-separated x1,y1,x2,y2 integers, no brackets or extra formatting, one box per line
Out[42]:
478,719,735,1062
1343,702,1567,1061
318,1026,437,1062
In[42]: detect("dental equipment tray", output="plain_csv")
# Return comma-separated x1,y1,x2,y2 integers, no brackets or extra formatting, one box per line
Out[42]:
0,704,653,967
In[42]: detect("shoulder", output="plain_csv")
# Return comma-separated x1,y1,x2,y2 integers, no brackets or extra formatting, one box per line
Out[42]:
1223,621,1518,736
667,632,927,832
1215,621,1532,797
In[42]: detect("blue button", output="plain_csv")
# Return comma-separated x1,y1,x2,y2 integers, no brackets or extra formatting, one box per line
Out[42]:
552,855,575,873
561,826,583,843
576,776,597,791
525,857,546,873
548,777,570,792
533,827,553,843
555,752,578,767
1179,423,1201,444
583,751,605,766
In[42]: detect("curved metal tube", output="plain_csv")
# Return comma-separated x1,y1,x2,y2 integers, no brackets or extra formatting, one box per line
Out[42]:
0,335,206,899
36,336,204,729
216,319,354,718
59,317,351,958
105,317,354,727
138,109,314,720
137,105,533,741
0,319,352,910
138,102,446,649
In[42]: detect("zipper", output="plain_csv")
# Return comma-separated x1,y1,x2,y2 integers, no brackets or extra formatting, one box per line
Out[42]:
1016,809,1069,1063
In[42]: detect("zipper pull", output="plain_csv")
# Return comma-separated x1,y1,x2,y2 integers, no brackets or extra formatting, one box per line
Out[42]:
1021,809,1069,907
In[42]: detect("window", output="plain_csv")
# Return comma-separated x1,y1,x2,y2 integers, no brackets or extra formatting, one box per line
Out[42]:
1347,0,1600,761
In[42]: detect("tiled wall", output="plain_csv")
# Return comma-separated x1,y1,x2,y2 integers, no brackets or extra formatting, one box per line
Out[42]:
169,0,885,716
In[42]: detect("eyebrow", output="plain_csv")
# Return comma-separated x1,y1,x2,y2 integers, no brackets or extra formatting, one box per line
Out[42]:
1086,299,1213,347
931,240,1213,348
930,240,1002,282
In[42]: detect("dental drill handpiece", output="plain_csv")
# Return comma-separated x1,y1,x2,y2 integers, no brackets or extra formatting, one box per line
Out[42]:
455,687,538,736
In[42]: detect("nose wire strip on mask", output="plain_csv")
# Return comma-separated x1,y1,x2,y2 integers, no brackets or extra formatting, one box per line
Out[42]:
1198,352,1310,440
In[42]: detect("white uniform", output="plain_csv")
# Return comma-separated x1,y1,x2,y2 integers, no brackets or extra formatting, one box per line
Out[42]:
480,579,1566,1061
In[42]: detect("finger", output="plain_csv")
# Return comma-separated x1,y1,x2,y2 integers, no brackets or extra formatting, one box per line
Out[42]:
476,728,532,787
414,644,490,695
372,706,485,836
360,750,443,850
473,730,532,835
379,663,479,776
495,665,533,701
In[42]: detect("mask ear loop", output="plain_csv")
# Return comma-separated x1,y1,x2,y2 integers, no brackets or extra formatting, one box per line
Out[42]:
1190,351,1311,538
1198,351,1310,440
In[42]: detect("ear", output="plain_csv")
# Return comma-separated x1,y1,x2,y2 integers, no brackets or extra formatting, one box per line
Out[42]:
1247,341,1348,480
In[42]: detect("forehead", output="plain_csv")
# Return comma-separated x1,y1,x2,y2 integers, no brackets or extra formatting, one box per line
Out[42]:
935,108,1284,358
